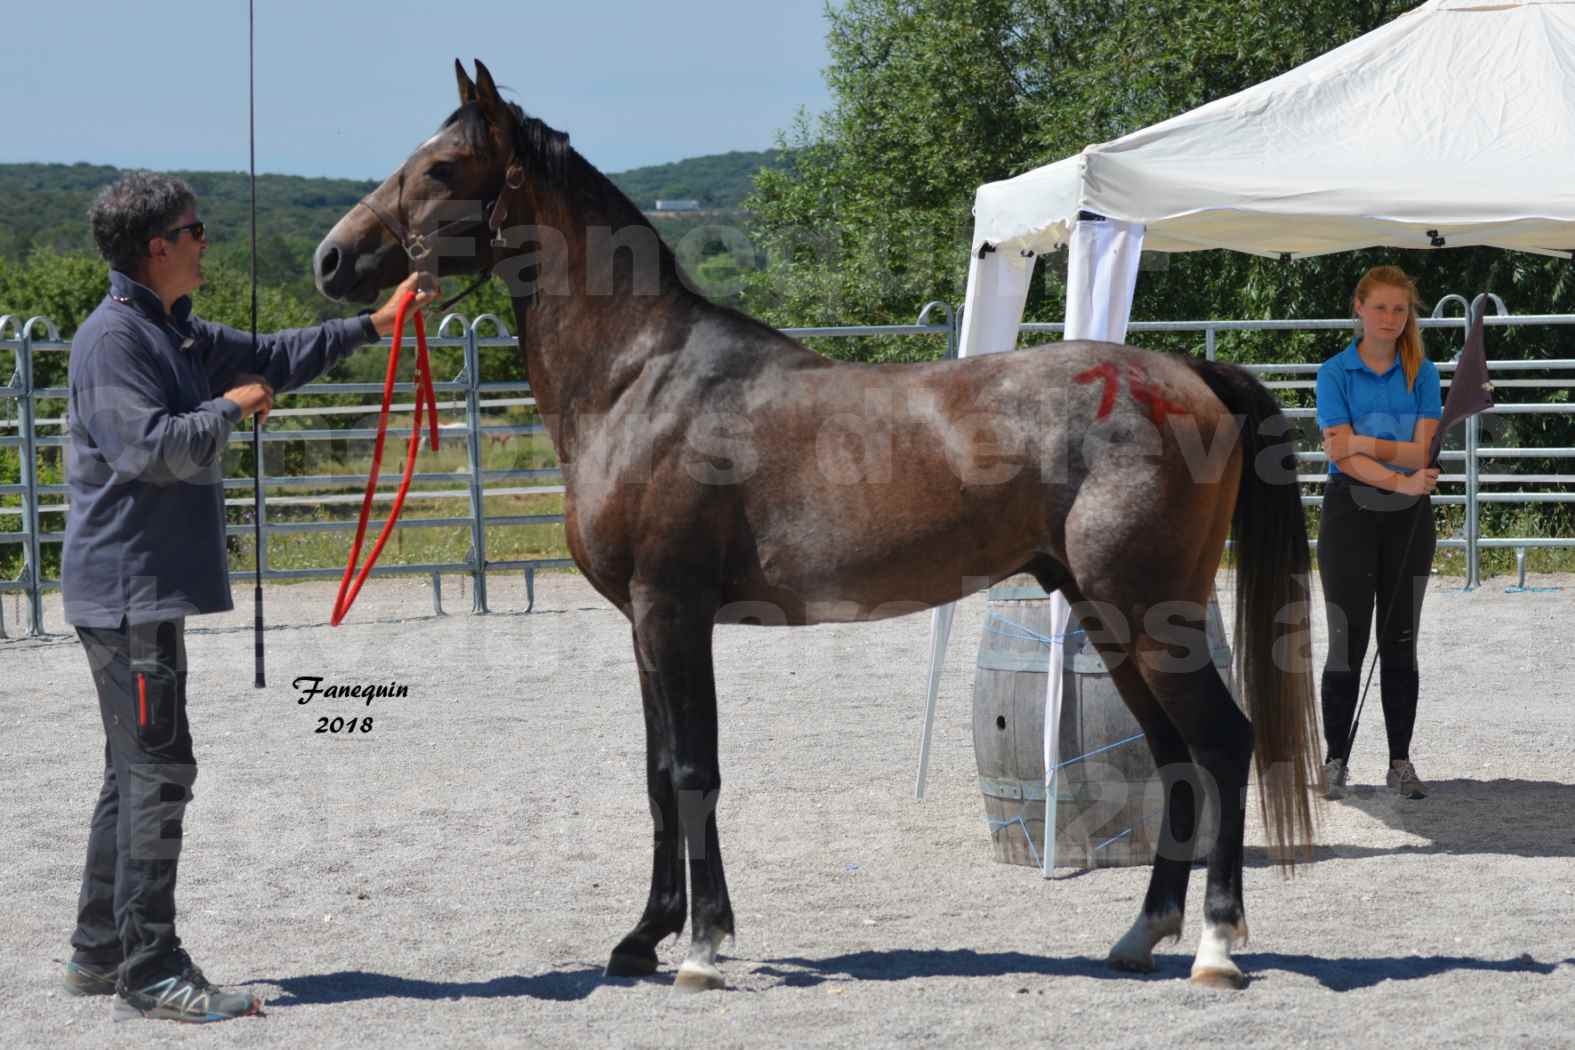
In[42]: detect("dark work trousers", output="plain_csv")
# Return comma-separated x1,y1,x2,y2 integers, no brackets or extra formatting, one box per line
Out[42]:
1316,476,1436,765
72,618,195,983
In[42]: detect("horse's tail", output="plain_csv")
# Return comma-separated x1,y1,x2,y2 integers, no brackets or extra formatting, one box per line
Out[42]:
1187,357,1320,869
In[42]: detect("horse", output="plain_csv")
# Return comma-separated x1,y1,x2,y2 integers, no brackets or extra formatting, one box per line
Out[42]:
314,59,1320,992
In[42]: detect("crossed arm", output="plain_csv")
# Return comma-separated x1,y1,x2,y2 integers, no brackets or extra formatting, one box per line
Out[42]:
1322,418,1440,494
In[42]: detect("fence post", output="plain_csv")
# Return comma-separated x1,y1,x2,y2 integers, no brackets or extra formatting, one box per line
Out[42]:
463,318,490,614
1432,294,1475,588
1205,326,1216,362
916,301,957,360
18,318,47,636
1464,412,1481,590
0,314,15,640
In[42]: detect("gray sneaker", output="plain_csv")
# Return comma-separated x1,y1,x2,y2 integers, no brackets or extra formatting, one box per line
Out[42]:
112,950,262,1023
1387,760,1427,799
63,957,120,997
1322,758,1348,800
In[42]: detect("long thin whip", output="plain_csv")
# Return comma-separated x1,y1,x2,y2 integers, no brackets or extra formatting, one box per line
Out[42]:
249,0,266,689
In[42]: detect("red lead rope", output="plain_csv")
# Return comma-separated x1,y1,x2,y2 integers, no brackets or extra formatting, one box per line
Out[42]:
331,291,440,625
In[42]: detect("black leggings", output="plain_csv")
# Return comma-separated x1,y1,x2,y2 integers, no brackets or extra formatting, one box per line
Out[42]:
1316,477,1435,764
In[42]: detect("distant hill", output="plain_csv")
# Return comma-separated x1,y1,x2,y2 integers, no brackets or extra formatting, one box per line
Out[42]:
607,149,788,211
0,162,376,268
0,149,788,317
0,149,787,265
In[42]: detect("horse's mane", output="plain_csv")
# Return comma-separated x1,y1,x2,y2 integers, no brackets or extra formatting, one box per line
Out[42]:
440,100,655,234
442,100,570,182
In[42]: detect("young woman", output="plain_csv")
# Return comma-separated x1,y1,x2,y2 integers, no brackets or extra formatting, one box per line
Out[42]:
1315,265,1441,800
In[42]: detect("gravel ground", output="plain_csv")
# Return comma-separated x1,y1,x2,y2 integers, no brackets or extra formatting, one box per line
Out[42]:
3,569,1573,1049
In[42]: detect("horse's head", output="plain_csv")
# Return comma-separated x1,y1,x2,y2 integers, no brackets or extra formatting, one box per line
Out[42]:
314,59,528,304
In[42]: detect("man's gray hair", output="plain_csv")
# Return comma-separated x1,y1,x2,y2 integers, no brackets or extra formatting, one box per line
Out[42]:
87,172,196,275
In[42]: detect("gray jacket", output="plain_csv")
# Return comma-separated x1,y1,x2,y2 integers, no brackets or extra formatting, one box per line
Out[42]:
62,269,376,627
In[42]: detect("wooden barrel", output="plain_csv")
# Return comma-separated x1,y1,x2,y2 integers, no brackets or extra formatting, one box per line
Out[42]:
972,575,1230,870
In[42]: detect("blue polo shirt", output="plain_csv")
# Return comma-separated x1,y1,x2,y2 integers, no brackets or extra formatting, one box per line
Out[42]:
1315,339,1442,477
62,270,377,627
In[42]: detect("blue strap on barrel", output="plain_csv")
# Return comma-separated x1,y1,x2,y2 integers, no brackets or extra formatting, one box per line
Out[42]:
986,815,1042,869
984,612,1085,648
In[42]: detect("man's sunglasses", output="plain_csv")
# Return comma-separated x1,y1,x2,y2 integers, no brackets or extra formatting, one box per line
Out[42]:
163,221,206,242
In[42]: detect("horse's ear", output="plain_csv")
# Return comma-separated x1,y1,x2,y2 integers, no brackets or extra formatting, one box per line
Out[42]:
455,59,477,106
473,59,502,109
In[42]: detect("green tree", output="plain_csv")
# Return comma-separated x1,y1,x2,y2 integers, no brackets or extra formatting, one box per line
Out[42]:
741,0,1575,347
190,257,320,332
0,249,108,336
0,250,110,391
744,0,1078,353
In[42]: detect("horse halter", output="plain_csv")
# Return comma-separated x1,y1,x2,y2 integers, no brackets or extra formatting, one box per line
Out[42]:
354,151,526,309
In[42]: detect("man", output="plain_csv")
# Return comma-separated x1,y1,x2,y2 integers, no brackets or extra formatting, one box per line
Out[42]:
60,171,434,1022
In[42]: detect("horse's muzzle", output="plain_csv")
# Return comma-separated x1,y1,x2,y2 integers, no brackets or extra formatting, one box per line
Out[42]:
312,237,351,300
313,236,387,304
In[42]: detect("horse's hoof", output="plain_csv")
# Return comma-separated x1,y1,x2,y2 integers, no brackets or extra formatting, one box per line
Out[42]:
1106,912,1180,974
1106,953,1157,974
605,951,659,978
672,962,726,994
1189,966,1247,990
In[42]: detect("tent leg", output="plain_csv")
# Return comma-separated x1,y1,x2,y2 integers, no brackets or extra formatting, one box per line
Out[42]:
915,603,955,800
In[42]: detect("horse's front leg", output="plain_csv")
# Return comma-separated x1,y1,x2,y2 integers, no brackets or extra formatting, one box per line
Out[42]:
606,644,687,977
630,585,734,993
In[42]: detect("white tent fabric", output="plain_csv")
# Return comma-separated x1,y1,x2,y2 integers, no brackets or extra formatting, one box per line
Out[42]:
958,246,1039,358
1064,219,1146,342
972,0,1575,260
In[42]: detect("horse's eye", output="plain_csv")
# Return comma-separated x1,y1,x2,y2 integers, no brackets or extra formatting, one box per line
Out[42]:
427,162,454,183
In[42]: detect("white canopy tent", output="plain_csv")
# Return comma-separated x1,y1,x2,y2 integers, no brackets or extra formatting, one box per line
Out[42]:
917,0,1575,870
971,0,1575,263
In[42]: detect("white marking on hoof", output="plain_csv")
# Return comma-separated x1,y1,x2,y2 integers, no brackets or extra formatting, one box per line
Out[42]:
672,960,726,993
1106,912,1183,972
1190,966,1246,990
1189,919,1249,989
671,926,729,993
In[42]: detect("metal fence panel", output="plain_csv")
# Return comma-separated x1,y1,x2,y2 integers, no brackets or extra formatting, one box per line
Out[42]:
2,298,1570,638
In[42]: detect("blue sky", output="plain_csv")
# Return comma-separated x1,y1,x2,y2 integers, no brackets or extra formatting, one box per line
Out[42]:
0,1,836,179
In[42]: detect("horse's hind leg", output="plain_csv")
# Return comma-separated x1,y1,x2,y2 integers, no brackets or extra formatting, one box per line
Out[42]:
1082,619,1198,973
1137,656,1254,989
629,585,735,993
606,644,687,977
1043,565,1198,969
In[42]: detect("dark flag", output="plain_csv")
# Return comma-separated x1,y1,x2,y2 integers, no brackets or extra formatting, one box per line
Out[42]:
1427,307,1495,467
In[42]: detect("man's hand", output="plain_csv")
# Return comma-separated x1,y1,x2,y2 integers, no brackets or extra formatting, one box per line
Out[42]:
369,271,441,337
223,374,274,424
1394,467,1440,496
